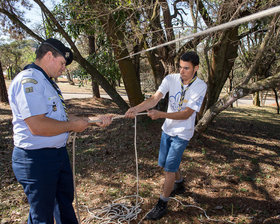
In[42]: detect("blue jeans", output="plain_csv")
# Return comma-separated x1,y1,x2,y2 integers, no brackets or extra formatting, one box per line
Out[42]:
12,146,78,224
158,132,189,172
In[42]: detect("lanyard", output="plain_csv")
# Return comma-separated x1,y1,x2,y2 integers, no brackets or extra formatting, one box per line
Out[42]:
24,63,68,120
178,73,197,111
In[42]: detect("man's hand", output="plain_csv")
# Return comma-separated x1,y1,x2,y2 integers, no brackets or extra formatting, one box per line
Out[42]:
88,115,113,127
125,107,137,118
68,116,89,132
25,114,90,136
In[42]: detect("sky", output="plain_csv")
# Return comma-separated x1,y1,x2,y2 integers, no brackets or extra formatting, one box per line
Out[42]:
25,1,58,27
0,0,60,43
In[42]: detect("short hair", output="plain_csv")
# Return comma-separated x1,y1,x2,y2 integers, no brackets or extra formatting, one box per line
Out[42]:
36,44,60,60
180,51,199,66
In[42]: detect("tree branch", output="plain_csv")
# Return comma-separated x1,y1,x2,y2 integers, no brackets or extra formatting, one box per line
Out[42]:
241,14,280,85
33,0,81,57
197,0,213,27
0,8,44,42
195,71,280,134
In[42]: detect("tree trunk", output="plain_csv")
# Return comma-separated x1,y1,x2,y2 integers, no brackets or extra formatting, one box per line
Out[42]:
133,44,141,85
145,49,165,89
229,70,234,108
88,35,100,98
117,52,144,106
206,27,239,109
272,88,279,114
66,69,74,85
0,60,8,103
253,91,261,106
102,16,144,107
8,67,12,80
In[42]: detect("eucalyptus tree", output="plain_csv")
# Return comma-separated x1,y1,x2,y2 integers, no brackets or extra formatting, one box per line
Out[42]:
0,60,8,103
64,0,145,106
0,39,35,103
238,17,280,107
1,0,280,131
55,1,123,98
0,0,129,111
0,40,35,79
195,13,280,133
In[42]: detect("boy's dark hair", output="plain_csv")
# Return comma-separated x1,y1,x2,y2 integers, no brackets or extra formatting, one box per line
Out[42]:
180,51,199,66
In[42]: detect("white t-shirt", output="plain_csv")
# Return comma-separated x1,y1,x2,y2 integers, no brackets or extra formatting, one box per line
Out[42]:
157,73,207,140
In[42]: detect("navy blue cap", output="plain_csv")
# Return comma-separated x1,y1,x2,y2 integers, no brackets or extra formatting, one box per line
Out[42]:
42,38,73,65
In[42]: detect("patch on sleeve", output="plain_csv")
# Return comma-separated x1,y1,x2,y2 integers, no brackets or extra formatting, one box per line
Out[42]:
25,87,34,93
21,78,38,85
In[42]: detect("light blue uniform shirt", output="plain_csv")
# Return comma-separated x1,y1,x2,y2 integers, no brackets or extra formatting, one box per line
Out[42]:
8,66,69,150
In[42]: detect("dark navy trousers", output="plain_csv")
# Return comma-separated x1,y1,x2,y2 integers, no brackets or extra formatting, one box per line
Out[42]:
12,146,78,224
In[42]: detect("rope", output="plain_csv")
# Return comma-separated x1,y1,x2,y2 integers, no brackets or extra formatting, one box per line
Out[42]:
72,113,147,224
117,5,280,61
72,112,236,224
72,132,81,224
88,114,126,123
170,197,235,224
68,6,280,224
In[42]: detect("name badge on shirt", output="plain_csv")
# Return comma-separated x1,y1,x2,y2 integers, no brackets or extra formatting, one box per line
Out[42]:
21,78,38,85
25,87,33,93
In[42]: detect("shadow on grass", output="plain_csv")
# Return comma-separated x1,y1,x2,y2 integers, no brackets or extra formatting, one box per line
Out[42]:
1,99,280,223
68,105,280,223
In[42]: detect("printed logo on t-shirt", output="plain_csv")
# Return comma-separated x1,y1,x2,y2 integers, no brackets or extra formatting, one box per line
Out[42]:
169,91,183,111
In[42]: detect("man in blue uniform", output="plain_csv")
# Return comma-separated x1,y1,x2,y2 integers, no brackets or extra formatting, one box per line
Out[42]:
8,38,111,224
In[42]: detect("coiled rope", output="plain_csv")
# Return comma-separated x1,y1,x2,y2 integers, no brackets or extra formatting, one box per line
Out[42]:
72,113,236,224
69,6,280,224
72,113,147,224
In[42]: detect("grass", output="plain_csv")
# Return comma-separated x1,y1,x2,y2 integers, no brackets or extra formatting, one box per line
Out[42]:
1,99,280,224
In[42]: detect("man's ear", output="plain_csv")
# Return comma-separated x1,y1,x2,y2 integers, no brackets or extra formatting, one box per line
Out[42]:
194,65,199,73
44,51,52,61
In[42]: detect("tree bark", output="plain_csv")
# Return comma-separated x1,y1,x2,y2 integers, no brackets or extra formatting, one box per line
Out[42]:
88,35,100,98
195,72,280,134
253,91,261,106
101,16,144,107
272,88,279,114
66,69,74,85
0,60,8,103
206,27,239,109
145,49,165,89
